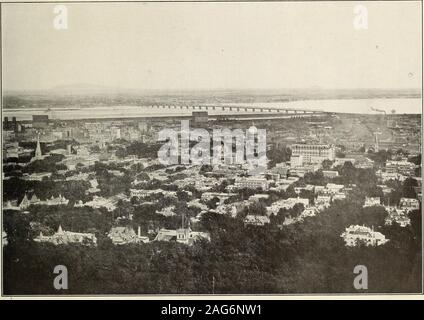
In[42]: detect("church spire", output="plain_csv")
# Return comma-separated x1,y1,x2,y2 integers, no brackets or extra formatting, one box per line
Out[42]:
31,133,43,162
35,134,42,159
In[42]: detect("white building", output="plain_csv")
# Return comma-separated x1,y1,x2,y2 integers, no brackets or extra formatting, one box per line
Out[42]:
34,225,97,246
399,198,420,212
363,197,381,207
322,170,339,178
108,226,149,245
341,225,388,247
244,215,271,226
385,160,416,176
325,183,344,194
75,196,117,212
291,144,335,164
234,176,269,191
332,193,346,201
315,195,331,208
156,206,176,217
300,207,317,218
290,155,303,168
154,228,210,245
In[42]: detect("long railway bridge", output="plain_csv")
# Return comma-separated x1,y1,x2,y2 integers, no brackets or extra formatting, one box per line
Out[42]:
146,104,328,115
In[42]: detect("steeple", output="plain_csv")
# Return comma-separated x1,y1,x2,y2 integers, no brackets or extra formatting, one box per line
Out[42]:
19,194,30,209
57,225,63,233
34,134,42,160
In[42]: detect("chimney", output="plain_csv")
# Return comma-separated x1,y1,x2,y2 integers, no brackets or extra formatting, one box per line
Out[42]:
137,226,141,237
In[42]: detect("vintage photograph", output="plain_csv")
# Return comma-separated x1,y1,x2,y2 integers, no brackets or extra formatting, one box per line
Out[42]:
1,1,422,295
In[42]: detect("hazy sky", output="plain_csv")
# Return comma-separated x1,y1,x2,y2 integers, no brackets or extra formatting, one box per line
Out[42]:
2,1,422,92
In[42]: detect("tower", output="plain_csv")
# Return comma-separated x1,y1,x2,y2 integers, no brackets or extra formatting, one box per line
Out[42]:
34,134,43,160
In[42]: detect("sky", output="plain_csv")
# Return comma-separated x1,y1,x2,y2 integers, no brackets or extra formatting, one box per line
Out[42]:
1,1,422,92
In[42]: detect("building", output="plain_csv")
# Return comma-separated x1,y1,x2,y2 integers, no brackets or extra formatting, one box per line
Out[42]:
315,195,331,208
3,117,18,131
154,227,210,245
31,135,44,161
333,158,356,167
385,160,416,176
32,115,49,128
271,162,290,178
42,195,69,206
29,194,41,205
156,206,176,217
300,207,317,218
74,196,117,212
107,226,149,245
233,176,269,191
379,171,407,182
192,111,208,124
341,225,389,247
201,192,236,204
248,194,270,203
363,197,381,207
34,225,97,246
19,194,31,210
244,215,271,226
290,144,335,164
215,201,247,218
22,172,52,181
332,193,346,201
290,155,303,168
86,179,101,194
322,170,339,178
384,208,411,227
399,198,420,212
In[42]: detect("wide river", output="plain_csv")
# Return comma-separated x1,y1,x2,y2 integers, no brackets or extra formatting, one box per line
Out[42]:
3,98,421,121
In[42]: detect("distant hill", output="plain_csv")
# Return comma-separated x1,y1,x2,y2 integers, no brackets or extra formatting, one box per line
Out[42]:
3,86,421,109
